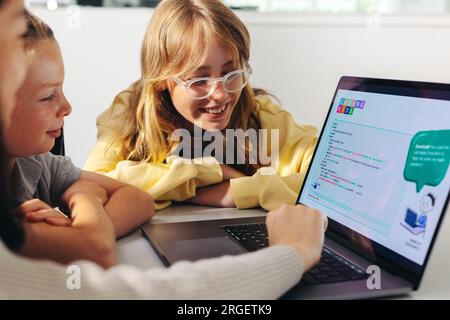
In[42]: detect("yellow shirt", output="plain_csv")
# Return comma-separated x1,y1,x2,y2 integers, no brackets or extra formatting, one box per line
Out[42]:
84,89,318,211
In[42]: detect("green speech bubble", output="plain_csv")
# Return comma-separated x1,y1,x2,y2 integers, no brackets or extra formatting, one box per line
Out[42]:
404,130,450,192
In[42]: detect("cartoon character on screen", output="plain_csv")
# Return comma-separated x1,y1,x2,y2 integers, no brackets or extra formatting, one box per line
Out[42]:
402,192,436,235
417,193,436,229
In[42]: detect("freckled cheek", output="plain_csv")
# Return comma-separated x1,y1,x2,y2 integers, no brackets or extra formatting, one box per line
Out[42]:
10,111,26,130
22,115,50,138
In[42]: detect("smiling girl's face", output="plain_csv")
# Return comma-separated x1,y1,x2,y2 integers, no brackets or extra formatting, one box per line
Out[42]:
167,39,243,131
3,40,72,157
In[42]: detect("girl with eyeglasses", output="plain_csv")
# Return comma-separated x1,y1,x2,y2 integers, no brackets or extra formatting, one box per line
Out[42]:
85,0,318,211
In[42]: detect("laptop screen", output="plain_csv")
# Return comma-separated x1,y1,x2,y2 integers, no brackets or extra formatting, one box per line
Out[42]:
297,77,450,284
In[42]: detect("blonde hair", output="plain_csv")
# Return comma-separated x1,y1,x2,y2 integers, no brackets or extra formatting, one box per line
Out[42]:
115,0,268,174
23,11,55,49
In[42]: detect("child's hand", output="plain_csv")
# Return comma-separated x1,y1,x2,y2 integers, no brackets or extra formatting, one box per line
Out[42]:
61,180,108,207
187,181,236,207
266,204,327,271
15,199,72,227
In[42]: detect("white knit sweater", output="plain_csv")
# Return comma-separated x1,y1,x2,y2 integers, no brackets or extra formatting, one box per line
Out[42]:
0,241,303,299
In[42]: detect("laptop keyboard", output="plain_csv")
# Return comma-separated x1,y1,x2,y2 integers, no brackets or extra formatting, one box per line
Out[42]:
221,223,369,286
221,222,270,251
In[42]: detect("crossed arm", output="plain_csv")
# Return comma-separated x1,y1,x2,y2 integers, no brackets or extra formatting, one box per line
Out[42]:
186,164,244,208
16,171,155,268
76,170,155,238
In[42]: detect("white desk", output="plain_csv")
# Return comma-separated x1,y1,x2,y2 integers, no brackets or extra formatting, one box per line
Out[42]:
116,204,450,299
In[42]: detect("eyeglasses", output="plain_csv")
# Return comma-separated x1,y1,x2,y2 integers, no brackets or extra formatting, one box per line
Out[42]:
173,67,252,100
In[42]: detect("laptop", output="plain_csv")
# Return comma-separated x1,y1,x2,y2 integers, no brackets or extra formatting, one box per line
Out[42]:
141,76,450,299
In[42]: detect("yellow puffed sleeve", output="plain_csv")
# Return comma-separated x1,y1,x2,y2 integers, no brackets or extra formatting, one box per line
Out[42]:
230,96,318,211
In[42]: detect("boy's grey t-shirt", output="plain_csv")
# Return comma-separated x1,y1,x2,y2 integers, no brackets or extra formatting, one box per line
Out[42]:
11,152,82,208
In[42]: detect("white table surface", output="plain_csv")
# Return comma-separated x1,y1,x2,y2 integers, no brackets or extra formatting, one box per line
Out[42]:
115,204,450,299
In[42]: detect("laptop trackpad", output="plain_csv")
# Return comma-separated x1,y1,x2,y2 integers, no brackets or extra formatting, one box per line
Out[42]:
160,237,245,264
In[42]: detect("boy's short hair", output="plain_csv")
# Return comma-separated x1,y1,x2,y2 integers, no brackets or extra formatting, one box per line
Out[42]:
23,11,55,48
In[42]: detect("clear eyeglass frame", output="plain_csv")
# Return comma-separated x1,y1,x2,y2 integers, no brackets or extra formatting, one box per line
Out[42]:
173,66,253,100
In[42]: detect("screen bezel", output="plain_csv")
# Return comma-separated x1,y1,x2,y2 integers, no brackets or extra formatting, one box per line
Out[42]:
296,76,450,289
